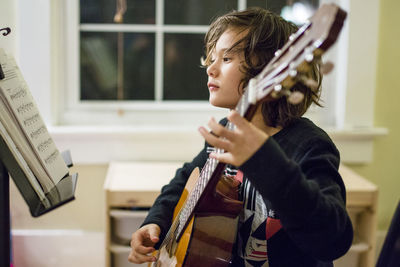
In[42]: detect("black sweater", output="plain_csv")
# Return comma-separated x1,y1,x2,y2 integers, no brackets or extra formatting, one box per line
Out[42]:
142,117,353,266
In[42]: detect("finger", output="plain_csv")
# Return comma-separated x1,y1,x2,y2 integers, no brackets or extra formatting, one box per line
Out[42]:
210,152,235,165
136,244,156,255
131,239,155,254
207,117,236,140
129,237,156,264
128,250,156,264
130,234,153,253
199,126,232,151
147,226,160,244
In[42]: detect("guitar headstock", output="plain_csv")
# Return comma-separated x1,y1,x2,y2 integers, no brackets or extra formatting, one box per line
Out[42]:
246,3,347,106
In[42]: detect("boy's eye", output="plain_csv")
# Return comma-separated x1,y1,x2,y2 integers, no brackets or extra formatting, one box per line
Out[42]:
223,57,231,62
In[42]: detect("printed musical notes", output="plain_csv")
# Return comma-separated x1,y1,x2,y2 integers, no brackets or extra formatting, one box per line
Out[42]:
0,49,68,192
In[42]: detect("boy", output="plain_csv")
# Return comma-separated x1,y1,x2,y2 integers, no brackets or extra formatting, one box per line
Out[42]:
129,7,353,266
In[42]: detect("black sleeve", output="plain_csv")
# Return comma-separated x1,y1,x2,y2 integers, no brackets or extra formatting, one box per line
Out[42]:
141,142,209,247
239,137,353,261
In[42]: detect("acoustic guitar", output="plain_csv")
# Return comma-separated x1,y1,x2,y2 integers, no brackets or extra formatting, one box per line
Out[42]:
151,3,347,266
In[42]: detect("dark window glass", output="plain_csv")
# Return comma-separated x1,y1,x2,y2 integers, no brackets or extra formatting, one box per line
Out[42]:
165,0,237,25
123,33,155,100
80,32,118,100
163,33,208,100
80,0,155,24
80,32,155,100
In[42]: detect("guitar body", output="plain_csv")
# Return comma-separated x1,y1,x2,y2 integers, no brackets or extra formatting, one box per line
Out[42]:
154,167,243,267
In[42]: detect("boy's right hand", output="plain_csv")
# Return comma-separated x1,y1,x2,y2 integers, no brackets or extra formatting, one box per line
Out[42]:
128,223,161,264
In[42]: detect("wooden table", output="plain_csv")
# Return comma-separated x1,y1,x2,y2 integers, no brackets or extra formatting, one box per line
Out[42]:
104,162,378,267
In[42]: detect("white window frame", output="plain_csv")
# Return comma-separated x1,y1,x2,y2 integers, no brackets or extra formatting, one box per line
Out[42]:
12,0,387,164
61,0,227,128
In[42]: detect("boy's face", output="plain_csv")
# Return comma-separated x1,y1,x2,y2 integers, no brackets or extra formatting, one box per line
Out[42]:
206,29,246,109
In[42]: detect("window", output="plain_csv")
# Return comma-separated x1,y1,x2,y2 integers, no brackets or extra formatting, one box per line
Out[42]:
62,0,330,127
78,0,319,102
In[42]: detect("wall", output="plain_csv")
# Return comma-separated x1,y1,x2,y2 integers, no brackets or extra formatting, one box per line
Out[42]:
10,164,108,267
10,164,107,231
0,0,16,55
348,0,400,230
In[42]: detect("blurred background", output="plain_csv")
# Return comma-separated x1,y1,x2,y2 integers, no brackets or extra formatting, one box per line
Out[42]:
1,0,399,266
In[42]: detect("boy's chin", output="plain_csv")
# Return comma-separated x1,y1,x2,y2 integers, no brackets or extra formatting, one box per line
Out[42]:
210,103,232,109
209,99,235,110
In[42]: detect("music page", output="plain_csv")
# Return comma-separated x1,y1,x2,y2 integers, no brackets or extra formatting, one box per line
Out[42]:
0,121,50,207
0,49,68,187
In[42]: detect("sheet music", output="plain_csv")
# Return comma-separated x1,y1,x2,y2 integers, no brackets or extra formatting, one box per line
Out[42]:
0,122,50,208
0,49,68,188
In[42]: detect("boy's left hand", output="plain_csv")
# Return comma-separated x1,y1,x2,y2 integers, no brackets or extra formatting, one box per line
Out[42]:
199,110,269,166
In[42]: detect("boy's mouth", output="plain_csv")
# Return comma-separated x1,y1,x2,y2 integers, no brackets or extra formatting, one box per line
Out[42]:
208,82,219,91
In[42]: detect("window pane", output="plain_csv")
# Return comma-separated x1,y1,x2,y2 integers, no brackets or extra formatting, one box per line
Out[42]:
163,34,208,100
80,0,155,24
124,33,155,100
165,0,237,25
80,32,155,100
80,32,118,100
247,0,318,25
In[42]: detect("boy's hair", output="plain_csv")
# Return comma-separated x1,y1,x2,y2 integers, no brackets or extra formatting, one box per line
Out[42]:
203,7,322,128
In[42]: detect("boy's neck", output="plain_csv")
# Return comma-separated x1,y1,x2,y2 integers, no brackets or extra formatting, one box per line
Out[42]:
250,105,282,137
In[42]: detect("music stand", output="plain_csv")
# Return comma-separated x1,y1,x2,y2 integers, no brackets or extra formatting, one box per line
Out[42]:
0,27,78,266
0,141,78,266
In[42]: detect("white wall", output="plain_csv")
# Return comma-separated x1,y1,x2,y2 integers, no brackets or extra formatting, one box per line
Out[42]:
0,0,16,55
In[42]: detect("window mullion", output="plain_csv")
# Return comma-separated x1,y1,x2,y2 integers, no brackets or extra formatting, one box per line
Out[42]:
155,0,164,102
238,0,246,10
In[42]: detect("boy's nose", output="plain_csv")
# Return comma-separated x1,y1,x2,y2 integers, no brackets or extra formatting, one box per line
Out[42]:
207,63,218,77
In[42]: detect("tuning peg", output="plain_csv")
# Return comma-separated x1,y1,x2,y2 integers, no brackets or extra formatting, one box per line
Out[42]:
274,49,282,57
304,44,316,63
288,91,304,104
305,53,314,62
289,68,297,77
298,75,319,91
271,84,284,98
274,84,282,92
320,61,334,74
289,70,319,91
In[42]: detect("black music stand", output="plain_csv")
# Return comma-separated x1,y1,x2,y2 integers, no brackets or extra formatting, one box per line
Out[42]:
0,26,78,266
0,140,78,266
